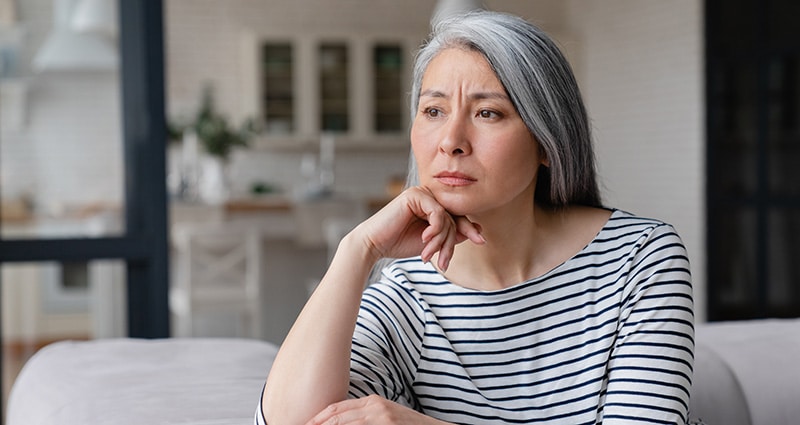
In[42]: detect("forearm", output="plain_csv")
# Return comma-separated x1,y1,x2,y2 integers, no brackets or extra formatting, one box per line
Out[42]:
262,232,378,425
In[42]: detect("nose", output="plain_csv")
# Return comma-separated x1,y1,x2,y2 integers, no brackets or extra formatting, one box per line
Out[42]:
438,114,471,156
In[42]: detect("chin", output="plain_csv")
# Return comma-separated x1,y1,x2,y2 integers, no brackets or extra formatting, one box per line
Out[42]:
432,192,476,217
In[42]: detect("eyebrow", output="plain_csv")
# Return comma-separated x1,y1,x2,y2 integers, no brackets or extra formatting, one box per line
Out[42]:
419,89,510,101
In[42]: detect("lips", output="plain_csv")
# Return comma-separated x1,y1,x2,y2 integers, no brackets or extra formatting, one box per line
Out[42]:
433,171,477,187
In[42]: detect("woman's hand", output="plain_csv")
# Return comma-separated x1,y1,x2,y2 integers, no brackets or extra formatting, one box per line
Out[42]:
306,395,450,425
351,186,484,271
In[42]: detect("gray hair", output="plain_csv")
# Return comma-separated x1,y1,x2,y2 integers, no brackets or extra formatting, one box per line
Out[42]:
407,11,601,209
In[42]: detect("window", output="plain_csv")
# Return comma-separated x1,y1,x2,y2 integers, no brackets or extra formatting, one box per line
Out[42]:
706,0,800,319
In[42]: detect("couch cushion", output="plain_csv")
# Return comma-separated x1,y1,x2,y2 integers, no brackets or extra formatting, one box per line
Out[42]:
6,338,278,425
689,319,800,425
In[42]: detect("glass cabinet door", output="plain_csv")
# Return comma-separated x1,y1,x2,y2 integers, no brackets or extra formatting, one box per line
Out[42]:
250,36,414,144
261,43,294,134
319,43,349,133
373,44,404,133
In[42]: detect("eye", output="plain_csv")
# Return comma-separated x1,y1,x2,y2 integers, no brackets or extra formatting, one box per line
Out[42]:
422,107,442,118
478,109,500,119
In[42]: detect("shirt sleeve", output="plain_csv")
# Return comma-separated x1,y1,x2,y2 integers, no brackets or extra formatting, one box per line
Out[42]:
254,384,267,425
348,278,425,409
601,223,695,424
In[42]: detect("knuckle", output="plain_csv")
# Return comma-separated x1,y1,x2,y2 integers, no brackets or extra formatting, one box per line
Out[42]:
324,402,341,416
364,394,385,407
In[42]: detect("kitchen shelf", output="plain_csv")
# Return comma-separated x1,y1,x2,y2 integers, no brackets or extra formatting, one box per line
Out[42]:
251,134,409,152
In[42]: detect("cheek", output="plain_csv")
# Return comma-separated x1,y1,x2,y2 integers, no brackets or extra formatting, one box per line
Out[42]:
486,141,540,186
410,126,435,166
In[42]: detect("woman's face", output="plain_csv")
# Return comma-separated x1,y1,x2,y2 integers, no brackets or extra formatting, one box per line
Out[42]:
411,47,545,218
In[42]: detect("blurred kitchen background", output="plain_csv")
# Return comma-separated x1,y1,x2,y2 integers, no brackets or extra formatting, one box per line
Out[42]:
1,0,798,416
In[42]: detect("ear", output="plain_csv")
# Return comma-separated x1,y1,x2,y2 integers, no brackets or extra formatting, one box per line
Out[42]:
539,146,550,167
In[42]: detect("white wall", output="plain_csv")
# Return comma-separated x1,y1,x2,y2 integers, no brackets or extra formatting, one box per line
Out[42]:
567,0,706,321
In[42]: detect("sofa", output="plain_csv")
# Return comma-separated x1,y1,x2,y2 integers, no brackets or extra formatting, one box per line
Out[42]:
7,318,799,425
688,318,800,425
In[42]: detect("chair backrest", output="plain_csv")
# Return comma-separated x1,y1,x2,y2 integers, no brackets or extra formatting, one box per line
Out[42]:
294,197,365,248
172,222,262,338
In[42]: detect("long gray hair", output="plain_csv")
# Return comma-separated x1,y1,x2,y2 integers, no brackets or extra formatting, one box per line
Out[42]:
407,11,601,209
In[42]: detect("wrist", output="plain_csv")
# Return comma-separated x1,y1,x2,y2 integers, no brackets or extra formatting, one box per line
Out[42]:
338,228,383,266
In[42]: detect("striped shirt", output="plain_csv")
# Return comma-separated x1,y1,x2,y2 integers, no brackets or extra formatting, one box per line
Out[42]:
255,210,694,425
348,210,694,424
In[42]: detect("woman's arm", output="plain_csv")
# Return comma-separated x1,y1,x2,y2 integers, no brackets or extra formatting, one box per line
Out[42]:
261,188,483,425
601,224,695,424
260,231,374,425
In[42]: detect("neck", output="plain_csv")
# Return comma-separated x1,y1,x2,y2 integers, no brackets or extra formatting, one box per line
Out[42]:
445,203,559,290
439,204,612,291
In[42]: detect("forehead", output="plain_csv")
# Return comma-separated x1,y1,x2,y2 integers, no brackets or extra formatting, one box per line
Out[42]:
420,47,504,91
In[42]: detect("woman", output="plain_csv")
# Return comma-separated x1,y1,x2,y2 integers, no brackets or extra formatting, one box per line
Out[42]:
258,11,694,425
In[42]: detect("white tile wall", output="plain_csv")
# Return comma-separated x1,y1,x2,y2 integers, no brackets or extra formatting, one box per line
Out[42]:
568,0,706,320
2,0,124,211
27,75,124,209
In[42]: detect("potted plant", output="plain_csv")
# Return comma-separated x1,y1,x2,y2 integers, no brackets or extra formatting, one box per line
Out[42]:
171,84,260,203
192,84,258,161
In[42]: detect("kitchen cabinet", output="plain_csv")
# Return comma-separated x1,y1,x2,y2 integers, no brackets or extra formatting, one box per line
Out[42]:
240,30,420,150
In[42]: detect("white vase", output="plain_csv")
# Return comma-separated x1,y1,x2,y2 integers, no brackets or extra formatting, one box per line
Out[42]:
198,156,230,204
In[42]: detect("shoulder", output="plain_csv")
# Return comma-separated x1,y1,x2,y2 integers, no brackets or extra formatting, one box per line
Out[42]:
605,209,674,231
600,209,685,247
602,210,692,288
584,209,690,279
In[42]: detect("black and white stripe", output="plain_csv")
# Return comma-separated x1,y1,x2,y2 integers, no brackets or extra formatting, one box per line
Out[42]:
349,210,694,425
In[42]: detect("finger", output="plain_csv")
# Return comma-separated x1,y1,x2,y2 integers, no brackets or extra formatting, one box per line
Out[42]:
420,212,456,264
429,215,483,269
408,188,452,228
419,205,448,243
421,220,458,271
437,225,458,271
419,207,452,259
455,216,486,245
420,228,445,263
420,220,441,245
304,398,364,425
